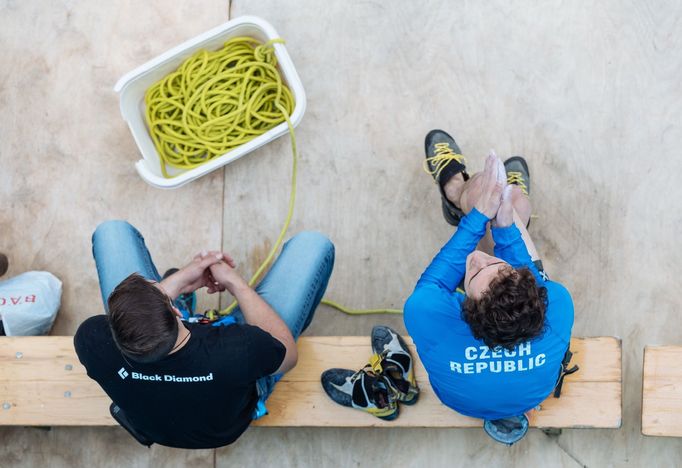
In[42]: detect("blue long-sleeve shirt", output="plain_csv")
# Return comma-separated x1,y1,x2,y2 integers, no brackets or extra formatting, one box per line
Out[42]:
404,208,574,420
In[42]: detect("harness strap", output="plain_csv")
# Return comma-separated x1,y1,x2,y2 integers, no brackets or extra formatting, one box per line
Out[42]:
553,349,579,398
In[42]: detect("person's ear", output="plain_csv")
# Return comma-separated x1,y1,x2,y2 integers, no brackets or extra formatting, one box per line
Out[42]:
172,306,183,318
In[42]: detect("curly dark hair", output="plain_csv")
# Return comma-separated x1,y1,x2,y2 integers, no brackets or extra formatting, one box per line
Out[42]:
462,267,547,350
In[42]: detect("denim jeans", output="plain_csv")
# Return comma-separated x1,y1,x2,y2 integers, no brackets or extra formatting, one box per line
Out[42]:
91,221,335,416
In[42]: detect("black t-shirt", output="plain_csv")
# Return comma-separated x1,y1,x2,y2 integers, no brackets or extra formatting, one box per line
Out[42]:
74,315,286,449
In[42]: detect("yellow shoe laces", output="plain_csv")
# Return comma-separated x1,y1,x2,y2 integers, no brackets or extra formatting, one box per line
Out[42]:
507,171,528,195
423,142,467,182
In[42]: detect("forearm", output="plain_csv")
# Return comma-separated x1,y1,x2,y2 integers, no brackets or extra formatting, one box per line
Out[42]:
418,208,488,291
492,211,543,282
231,284,297,373
512,208,539,261
158,275,183,300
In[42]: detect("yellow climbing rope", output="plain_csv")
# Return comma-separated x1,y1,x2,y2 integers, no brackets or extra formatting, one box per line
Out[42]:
145,37,400,316
320,299,402,315
145,37,295,178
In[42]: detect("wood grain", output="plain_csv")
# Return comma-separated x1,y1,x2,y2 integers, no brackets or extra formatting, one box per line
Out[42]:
0,336,621,428
642,346,682,437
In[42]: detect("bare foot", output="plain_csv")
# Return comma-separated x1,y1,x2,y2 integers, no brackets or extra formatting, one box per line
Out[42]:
442,173,466,207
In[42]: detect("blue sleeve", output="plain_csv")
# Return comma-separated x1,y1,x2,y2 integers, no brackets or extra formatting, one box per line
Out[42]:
416,208,489,292
491,224,544,283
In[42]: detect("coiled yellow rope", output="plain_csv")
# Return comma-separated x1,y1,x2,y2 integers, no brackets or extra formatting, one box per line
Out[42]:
145,37,294,178
145,37,401,316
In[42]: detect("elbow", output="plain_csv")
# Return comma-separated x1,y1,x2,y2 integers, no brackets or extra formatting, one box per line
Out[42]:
279,342,298,374
287,344,299,368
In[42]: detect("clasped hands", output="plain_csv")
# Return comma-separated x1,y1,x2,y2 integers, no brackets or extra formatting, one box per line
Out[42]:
472,152,515,228
159,250,247,299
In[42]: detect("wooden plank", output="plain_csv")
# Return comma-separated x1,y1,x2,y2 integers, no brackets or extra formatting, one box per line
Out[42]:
642,345,682,437
274,336,621,383
0,337,83,381
0,337,110,425
0,336,621,428
256,336,622,428
0,380,111,425
254,381,621,428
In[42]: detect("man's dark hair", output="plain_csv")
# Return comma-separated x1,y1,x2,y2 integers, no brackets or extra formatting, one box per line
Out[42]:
462,267,547,350
107,273,178,363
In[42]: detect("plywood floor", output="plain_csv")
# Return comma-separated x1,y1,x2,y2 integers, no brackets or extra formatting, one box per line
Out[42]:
1,0,681,466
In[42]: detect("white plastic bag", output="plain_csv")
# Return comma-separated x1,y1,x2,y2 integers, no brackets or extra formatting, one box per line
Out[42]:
0,271,62,336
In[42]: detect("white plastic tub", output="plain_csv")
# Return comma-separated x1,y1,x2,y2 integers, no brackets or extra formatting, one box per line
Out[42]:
114,16,306,189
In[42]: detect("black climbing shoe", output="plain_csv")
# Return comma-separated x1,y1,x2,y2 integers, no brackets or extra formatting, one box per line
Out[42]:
370,326,419,405
321,367,399,420
504,156,532,227
423,130,469,226
504,156,530,196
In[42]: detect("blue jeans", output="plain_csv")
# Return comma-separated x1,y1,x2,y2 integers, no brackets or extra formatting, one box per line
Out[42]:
92,221,335,416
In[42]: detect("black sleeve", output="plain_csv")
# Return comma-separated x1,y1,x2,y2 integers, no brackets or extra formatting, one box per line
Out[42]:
240,324,287,379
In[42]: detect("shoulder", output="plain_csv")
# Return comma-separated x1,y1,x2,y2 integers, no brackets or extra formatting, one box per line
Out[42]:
544,281,574,308
203,322,285,352
203,323,285,377
74,315,110,349
73,315,117,369
404,285,465,340
404,285,435,330
543,281,574,337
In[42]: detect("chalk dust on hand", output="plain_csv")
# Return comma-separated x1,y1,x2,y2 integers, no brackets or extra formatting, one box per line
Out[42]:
489,149,507,186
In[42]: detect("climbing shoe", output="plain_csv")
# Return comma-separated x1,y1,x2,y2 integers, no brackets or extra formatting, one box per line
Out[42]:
321,367,399,421
423,129,469,226
162,268,196,318
504,156,530,196
370,325,419,405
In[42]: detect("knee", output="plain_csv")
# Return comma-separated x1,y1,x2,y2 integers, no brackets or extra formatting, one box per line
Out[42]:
92,220,136,245
511,186,531,210
288,231,335,260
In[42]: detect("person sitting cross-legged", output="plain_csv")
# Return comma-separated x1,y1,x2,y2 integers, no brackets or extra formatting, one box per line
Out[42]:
404,130,574,444
75,221,334,449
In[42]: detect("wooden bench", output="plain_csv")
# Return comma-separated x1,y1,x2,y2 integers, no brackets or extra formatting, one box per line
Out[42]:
642,345,682,437
0,336,621,428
